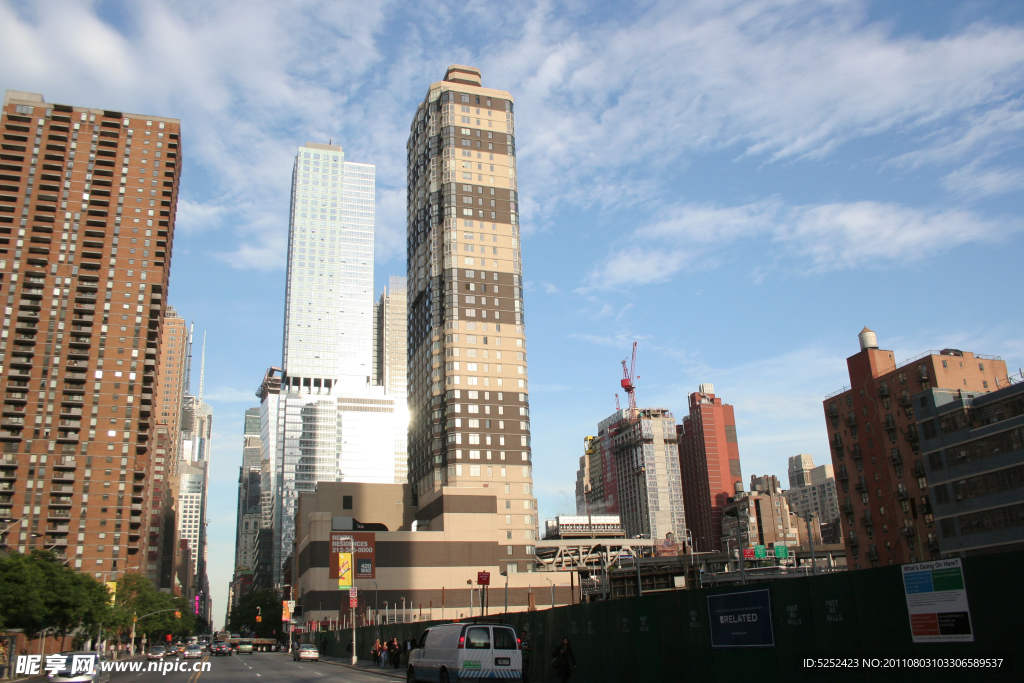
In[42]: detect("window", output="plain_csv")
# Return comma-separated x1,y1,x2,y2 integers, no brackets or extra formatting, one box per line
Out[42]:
470,465,481,476
343,496,352,510
979,363,985,372
494,628,517,650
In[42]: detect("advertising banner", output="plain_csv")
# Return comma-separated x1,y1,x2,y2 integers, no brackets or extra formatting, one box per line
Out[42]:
707,589,775,648
281,601,291,622
337,552,352,588
901,557,974,642
330,532,376,579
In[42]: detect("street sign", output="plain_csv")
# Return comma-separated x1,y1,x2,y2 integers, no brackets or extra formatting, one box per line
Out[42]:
774,545,789,559
754,545,767,559
349,587,358,598
477,571,491,586
902,558,973,642
742,548,755,559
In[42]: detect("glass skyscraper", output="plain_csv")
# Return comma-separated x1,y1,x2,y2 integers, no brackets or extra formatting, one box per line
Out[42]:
264,142,400,585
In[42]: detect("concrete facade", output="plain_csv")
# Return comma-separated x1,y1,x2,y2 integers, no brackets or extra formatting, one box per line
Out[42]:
292,482,575,627
917,381,1024,557
784,454,841,531
822,327,1008,569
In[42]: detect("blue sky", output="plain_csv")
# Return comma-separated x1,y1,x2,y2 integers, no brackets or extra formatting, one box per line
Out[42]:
3,0,1023,628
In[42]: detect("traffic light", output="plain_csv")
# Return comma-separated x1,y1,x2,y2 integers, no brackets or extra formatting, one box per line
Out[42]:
174,611,181,619
256,616,262,623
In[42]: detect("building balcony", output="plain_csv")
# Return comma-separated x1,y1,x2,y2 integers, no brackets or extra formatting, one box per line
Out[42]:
827,405,838,417
46,524,70,533
913,461,926,478
831,435,843,451
898,395,912,408
877,383,890,398
850,444,863,460
896,488,909,500
916,369,929,382
867,547,879,561
855,479,868,492
884,416,897,430
845,415,857,427
837,465,848,481
890,451,902,465
843,501,854,515
905,429,919,443
861,513,873,526
47,510,71,519
902,526,915,537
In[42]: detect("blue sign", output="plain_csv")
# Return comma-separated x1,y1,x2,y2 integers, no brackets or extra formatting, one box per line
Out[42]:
707,589,775,648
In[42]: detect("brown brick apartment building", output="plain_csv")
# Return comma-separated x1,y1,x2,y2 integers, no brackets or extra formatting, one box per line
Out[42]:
823,327,1008,569
0,90,181,583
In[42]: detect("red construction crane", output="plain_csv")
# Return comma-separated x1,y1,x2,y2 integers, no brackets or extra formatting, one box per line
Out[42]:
620,341,638,418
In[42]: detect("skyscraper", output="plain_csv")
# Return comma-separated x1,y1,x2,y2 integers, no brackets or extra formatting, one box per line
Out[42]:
0,91,181,581
152,308,188,588
785,453,840,529
263,142,402,585
405,65,537,571
373,275,408,483
677,384,744,552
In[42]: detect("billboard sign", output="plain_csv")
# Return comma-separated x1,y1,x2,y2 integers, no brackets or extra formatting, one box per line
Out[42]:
902,558,973,642
707,589,775,648
330,532,376,579
337,553,352,588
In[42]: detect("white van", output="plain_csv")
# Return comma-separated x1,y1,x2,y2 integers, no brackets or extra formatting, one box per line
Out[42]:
407,621,522,682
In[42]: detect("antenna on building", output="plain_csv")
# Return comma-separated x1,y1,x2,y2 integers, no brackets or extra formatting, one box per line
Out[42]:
199,332,207,403
184,321,194,396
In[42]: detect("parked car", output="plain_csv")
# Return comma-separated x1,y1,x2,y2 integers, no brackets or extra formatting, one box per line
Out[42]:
147,646,166,661
406,622,522,683
293,644,319,662
183,645,203,660
46,652,111,683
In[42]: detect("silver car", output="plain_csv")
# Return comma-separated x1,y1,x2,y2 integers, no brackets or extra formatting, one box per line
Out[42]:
46,652,110,683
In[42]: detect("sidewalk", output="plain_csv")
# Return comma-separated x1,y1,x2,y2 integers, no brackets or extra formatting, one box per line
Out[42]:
320,655,407,677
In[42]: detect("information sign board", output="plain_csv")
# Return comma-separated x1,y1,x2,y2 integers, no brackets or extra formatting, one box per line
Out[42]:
707,589,775,648
754,545,767,559
773,545,789,559
742,548,755,559
902,558,973,642
477,571,491,586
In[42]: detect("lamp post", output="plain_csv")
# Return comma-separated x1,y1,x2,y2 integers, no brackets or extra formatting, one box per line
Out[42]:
501,571,508,613
401,598,406,624
373,581,379,629
383,602,388,626
545,578,555,607
634,536,644,597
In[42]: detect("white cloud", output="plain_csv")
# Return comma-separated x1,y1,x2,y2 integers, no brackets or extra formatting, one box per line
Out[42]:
584,199,1016,288
943,162,1024,199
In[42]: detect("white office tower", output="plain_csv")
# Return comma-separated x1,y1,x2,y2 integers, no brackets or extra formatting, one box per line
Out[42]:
265,142,399,585
374,276,409,483
785,454,841,524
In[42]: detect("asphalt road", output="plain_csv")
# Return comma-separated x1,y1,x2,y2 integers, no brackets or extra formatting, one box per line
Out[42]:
108,652,406,683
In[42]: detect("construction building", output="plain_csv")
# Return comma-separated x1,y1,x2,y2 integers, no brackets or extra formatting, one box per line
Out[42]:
0,90,181,582
677,384,743,553
916,379,1024,557
404,65,537,574
822,327,1008,569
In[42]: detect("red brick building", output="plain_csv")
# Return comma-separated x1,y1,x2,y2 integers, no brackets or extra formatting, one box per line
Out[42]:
823,327,1008,569
0,90,180,583
677,384,743,552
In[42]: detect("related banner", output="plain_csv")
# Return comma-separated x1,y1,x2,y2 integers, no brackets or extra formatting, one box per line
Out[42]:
902,557,974,642
707,589,775,648
330,532,376,579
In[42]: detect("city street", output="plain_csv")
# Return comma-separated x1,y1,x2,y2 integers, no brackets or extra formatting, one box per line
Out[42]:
108,653,406,683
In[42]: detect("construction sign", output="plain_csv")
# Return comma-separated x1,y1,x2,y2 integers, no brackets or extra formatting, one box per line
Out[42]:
330,532,376,579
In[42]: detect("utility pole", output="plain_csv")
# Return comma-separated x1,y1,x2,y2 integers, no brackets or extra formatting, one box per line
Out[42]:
634,537,643,596
806,512,817,575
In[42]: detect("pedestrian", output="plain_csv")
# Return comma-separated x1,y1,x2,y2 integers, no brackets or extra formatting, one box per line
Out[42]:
372,639,381,666
380,639,388,668
404,635,413,660
519,626,533,683
551,637,577,683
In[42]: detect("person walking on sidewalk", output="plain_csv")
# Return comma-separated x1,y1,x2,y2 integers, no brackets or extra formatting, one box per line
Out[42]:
551,637,577,683
371,639,381,666
520,626,533,683
380,639,388,668
390,638,401,669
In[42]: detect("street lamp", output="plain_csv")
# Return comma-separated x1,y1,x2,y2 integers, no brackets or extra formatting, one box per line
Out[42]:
401,597,406,624
373,581,378,627
383,601,388,625
545,578,555,607
500,571,508,613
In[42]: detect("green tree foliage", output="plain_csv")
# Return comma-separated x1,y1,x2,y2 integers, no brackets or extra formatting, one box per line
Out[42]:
113,573,195,641
228,590,281,639
0,550,109,647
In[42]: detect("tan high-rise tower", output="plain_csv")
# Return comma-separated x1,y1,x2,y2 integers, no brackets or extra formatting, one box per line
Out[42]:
406,66,536,571
0,90,181,581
